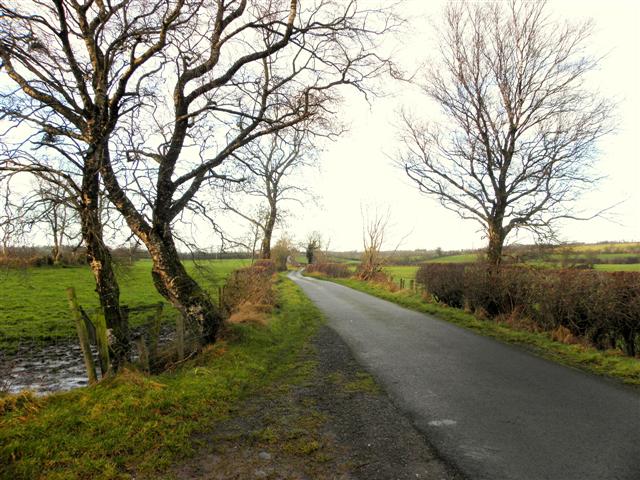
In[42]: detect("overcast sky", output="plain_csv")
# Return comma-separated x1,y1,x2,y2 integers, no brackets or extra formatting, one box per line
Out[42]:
269,0,640,252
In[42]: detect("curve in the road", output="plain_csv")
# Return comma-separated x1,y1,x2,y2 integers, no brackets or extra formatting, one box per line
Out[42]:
289,270,640,480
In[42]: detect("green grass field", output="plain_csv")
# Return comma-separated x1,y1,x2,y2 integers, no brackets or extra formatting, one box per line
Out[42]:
426,253,479,263
0,259,250,347
562,242,640,253
594,264,640,272
382,265,419,280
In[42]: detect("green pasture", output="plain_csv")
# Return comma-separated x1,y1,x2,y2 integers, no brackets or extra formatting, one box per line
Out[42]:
0,259,250,348
561,242,640,254
594,263,640,272
383,265,419,280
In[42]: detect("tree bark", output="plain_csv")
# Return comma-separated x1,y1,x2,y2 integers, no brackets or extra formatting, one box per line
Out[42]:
80,155,129,370
259,205,277,259
486,221,505,266
146,228,221,344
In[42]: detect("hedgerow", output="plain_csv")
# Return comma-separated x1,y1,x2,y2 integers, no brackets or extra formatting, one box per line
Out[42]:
416,264,640,356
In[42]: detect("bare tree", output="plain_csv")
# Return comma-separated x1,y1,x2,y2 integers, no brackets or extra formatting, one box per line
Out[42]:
0,0,193,368
223,129,315,259
358,205,389,281
304,231,322,265
28,180,80,263
399,0,614,265
0,178,27,256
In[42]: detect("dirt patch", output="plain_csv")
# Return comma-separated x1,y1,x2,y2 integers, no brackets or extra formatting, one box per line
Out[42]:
168,325,464,480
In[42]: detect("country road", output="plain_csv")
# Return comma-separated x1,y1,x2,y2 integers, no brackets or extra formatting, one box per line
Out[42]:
289,270,640,480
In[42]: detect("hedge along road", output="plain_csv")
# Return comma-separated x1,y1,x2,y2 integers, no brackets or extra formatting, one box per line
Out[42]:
289,270,640,480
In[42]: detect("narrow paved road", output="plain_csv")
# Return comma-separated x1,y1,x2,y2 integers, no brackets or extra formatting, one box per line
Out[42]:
289,271,640,480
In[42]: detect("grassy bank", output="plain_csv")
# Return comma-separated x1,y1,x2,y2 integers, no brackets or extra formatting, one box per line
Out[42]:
0,259,250,348
0,277,320,480
305,274,640,386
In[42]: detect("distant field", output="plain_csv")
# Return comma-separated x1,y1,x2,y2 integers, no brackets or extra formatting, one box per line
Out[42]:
561,242,640,253
383,265,419,280
593,264,640,272
427,253,479,263
382,256,640,280
0,259,249,347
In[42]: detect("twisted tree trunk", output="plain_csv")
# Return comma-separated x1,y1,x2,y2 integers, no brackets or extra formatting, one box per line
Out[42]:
146,228,221,344
80,154,129,370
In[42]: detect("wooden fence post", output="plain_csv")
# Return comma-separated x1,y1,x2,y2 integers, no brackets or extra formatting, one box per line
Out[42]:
67,287,97,384
94,311,110,377
410,279,415,291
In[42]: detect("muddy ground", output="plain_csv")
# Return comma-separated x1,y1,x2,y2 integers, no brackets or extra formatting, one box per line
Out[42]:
169,325,464,480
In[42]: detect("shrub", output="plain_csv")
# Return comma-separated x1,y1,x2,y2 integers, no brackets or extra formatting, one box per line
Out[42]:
416,263,640,357
221,260,277,324
271,237,296,271
416,263,466,308
305,262,352,278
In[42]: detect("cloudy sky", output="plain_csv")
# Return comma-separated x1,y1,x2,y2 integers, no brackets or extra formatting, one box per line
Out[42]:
272,0,640,252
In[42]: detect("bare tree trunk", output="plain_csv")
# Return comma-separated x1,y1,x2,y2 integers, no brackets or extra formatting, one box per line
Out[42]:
259,206,277,259
259,229,273,259
487,222,505,266
80,158,129,370
146,229,221,344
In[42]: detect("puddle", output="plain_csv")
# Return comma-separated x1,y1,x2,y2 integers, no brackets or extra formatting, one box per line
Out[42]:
1,325,177,395
1,340,93,394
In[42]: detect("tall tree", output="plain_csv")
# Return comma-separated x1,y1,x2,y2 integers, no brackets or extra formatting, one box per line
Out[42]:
399,0,613,265
222,129,315,259
0,0,193,368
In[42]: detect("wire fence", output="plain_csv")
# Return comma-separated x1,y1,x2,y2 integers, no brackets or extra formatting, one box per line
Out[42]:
388,276,424,293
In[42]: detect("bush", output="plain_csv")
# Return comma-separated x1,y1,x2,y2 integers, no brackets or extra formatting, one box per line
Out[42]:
416,263,466,308
305,262,352,278
221,260,277,324
416,263,640,356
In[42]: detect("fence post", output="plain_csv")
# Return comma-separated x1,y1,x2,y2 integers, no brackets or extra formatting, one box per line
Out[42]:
410,279,415,291
67,287,97,384
94,311,110,377
217,286,223,310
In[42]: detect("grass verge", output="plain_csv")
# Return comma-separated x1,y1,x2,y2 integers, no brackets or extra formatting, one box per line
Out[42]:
305,273,640,386
0,276,320,480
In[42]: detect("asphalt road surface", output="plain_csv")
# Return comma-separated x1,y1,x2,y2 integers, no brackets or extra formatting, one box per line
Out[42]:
289,270,640,480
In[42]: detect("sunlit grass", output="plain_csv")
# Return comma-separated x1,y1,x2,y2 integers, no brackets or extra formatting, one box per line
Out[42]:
0,259,250,347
